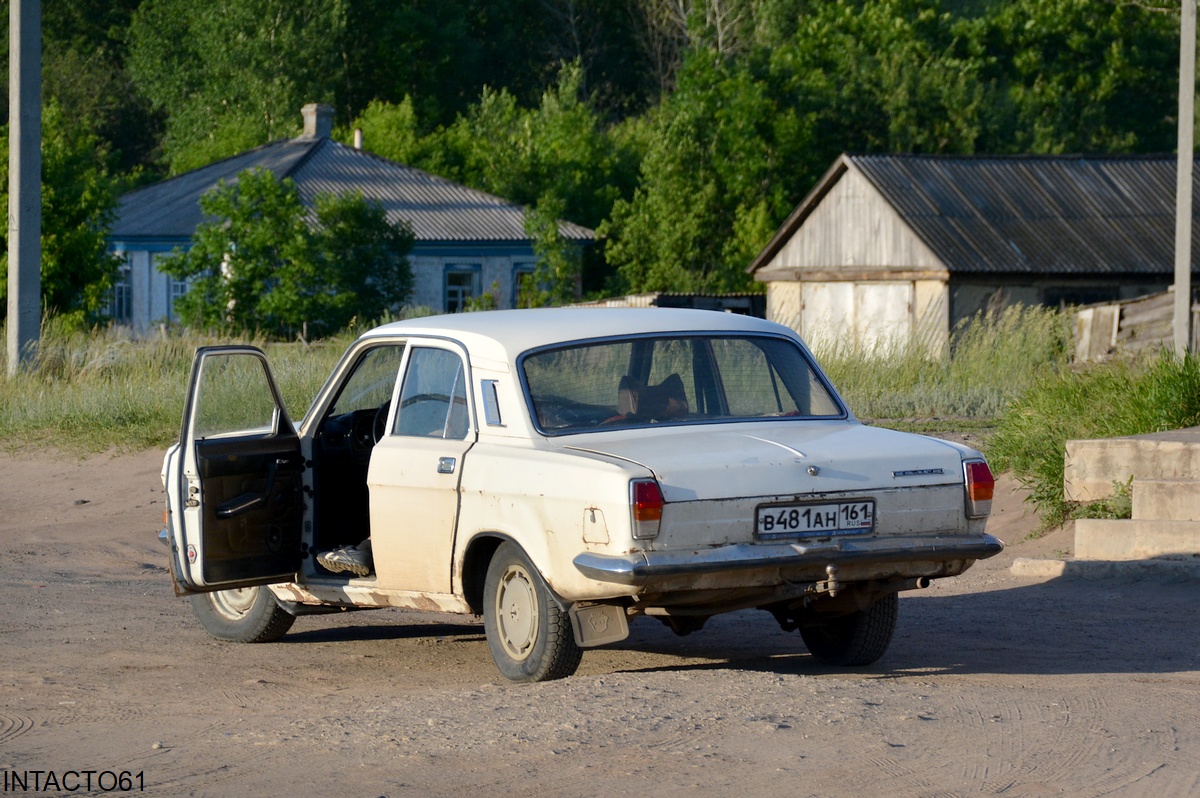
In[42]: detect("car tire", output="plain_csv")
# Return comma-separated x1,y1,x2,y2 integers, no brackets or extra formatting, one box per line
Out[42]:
189,586,296,643
483,542,583,682
799,592,898,666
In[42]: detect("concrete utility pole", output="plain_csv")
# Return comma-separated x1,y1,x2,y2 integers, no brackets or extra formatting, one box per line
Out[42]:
6,0,42,375
1176,0,1196,357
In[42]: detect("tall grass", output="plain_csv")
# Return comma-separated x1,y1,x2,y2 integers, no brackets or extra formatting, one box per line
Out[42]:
4,305,1074,453
0,318,349,452
814,305,1073,420
988,351,1200,525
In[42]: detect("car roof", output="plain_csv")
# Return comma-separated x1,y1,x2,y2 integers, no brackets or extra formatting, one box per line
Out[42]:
360,307,795,363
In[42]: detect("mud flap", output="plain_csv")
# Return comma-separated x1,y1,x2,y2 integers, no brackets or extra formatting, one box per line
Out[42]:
569,603,630,648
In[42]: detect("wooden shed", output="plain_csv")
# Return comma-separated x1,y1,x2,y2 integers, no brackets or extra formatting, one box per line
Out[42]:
747,153,1200,351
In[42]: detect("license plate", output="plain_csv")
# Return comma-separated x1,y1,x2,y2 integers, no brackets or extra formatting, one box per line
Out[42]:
755,500,874,539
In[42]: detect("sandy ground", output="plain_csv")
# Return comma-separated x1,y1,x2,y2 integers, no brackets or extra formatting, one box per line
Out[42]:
1,446,1198,797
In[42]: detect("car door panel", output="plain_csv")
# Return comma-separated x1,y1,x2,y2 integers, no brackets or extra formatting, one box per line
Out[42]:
167,346,304,593
192,436,304,584
368,345,474,594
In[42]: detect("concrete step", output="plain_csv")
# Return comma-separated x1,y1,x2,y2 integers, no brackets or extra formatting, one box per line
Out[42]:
1075,518,1200,561
1012,556,1200,581
1064,427,1200,502
1132,479,1200,521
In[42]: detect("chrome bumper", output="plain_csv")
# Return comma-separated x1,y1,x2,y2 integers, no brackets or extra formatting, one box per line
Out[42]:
573,534,1004,586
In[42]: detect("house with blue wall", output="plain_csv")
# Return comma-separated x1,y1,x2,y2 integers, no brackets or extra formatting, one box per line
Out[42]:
107,104,594,329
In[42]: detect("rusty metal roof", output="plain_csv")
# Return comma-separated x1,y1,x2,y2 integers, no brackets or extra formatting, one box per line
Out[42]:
112,136,594,243
749,153,1197,275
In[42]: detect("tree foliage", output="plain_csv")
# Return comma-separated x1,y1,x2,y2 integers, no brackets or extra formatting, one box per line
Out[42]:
11,0,1188,321
520,192,583,307
354,63,636,233
127,0,347,173
159,169,414,335
0,101,123,327
979,0,1177,154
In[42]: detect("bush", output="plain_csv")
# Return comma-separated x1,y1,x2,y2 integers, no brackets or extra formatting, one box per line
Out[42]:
988,351,1200,526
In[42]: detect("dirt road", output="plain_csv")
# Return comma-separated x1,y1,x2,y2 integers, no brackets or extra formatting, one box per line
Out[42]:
2,448,1198,797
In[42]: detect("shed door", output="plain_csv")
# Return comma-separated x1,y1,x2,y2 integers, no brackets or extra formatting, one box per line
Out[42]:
801,281,914,353
855,282,913,352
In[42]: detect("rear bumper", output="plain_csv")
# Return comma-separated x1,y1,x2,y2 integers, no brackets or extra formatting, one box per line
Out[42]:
573,534,1005,586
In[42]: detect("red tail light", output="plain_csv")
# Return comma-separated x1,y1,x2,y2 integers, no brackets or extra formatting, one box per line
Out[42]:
630,478,664,539
964,460,994,519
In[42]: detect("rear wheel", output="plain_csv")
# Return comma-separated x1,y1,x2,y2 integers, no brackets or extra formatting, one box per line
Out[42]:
483,542,582,682
190,586,295,643
799,592,898,666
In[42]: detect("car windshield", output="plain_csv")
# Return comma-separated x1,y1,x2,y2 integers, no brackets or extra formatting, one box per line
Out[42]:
521,334,844,434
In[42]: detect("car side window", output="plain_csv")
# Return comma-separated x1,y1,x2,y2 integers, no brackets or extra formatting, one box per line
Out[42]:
192,352,280,439
326,345,406,417
393,348,470,439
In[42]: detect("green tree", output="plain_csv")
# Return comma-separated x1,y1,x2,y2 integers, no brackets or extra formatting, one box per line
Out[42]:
519,191,583,307
301,192,416,332
351,64,627,293
127,0,347,174
361,63,636,231
0,101,123,326
601,54,807,293
978,0,1177,154
603,0,994,295
1,0,161,172
160,169,413,335
778,0,987,157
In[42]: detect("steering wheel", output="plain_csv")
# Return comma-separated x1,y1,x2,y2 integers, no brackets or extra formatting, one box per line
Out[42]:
372,400,391,444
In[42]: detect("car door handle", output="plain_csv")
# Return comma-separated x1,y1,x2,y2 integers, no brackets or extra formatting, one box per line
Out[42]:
437,457,457,474
216,460,278,519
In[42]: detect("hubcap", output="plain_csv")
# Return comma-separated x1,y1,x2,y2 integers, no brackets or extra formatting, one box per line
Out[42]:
209,587,258,620
495,565,538,661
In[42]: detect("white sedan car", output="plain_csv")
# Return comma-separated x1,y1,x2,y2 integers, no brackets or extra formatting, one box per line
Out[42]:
160,308,1001,682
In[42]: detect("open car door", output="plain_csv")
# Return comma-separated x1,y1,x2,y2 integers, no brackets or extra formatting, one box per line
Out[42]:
164,346,304,594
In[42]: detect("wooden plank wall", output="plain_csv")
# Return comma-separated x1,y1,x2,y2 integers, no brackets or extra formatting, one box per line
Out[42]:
1074,290,1200,360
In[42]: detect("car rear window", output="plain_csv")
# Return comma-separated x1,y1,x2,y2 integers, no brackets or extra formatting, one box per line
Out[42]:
521,334,843,434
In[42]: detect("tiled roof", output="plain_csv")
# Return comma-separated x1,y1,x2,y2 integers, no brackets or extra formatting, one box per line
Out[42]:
112,136,594,243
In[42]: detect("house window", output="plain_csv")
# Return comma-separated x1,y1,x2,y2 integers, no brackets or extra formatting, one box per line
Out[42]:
151,252,191,323
513,262,537,307
445,265,481,313
106,260,133,323
168,278,189,321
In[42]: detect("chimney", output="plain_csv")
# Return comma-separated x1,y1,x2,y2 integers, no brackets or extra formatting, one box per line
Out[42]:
301,103,335,139
353,128,363,150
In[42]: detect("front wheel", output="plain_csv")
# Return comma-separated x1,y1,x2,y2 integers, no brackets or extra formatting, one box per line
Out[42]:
189,586,295,643
799,592,898,666
483,542,582,682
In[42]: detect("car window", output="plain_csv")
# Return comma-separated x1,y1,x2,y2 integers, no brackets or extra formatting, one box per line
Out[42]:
710,338,841,418
522,334,842,434
393,348,470,439
327,345,406,417
192,353,280,439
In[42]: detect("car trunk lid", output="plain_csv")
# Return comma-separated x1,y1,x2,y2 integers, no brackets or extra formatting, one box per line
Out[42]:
560,421,965,502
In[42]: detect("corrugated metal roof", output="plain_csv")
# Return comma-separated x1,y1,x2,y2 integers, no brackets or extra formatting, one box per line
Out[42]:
748,153,1198,275
852,154,1187,275
112,136,594,243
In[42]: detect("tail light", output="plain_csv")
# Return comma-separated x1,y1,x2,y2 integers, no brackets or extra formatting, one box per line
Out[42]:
964,459,994,519
630,478,664,539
